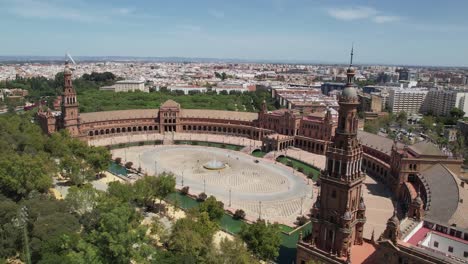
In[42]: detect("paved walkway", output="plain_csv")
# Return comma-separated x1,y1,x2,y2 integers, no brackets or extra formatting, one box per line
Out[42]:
89,132,262,148
112,145,314,226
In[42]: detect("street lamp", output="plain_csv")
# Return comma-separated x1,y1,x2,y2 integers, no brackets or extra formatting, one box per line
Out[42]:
259,201,262,220
154,161,157,176
300,196,304,215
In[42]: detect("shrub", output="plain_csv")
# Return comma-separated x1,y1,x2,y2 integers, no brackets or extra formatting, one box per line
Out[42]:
197,192,207,202
297,167,304,173
125,161,133,169
181,186,189,195
233,209,246,220
295,215,308,226
115,157,122,164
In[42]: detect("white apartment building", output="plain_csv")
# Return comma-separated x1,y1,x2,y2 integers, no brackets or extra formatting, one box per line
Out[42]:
424,89,468,117
388,88,428,114
100,80,147,92
212,82,255,94
164,85,207,95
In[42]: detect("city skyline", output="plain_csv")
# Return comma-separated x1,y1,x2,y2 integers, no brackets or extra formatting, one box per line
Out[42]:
1,0,468,66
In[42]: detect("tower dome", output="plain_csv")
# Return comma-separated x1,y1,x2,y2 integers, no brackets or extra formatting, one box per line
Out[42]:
342,86,357,98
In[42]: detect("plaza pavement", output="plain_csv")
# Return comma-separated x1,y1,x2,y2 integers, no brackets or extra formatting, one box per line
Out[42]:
113,145,314,226
92,132,394,234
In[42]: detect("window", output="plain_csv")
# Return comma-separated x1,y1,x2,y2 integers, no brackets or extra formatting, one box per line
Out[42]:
448,246,453,253
464,251,468,258
332,190,336,198
433,241,439,248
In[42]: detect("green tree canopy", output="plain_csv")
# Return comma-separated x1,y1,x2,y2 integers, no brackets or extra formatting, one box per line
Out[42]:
239,219,281,261
198,195,225,222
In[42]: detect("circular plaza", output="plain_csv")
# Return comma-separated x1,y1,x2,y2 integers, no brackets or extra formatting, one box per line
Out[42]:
112,145,314,225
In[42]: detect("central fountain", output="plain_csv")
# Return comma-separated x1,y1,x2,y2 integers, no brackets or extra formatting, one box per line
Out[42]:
203,158,226,170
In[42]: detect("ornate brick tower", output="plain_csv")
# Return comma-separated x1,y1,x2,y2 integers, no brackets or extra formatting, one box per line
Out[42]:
61,61,80,136
309,47,366,258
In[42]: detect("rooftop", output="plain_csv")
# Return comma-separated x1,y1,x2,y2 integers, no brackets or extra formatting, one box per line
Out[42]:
422,164,459,224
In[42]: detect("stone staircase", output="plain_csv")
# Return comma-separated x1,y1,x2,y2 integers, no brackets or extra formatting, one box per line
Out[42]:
400,217,420,238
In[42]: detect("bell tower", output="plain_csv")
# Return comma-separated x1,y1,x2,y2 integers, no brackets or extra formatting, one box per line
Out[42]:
61,61,80,136
309,47,366,258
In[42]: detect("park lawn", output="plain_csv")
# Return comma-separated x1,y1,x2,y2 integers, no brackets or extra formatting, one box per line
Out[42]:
174,140,243,151
276,156,320,181
77,89,274,113
251,149,267,158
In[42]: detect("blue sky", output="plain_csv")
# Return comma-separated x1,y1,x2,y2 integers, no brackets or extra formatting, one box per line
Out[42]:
0,0,467,66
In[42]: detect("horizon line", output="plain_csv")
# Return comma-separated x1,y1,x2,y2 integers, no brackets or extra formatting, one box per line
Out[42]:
0,54,466,68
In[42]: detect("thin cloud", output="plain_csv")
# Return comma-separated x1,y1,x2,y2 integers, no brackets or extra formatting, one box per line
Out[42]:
111,7,134,16
208,9,224,19
373,15,401,23
327,6,377,21
5,0,104,22
2,0,147,23
327,6,401,24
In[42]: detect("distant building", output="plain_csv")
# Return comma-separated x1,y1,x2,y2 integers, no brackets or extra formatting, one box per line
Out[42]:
100,80,147,92
388,88,428,114
359,93,383,113
163,85,207,95
321,82,346,95
457,120,468,141
272,88,338,113
213,82,255,94
424,89,468,117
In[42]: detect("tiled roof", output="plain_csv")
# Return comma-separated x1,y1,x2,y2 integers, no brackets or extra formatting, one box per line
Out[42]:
357,131,397,155
409,141,444,156
180,109,258,121
80,109,157,123
160,99,180,108
422,164,459,224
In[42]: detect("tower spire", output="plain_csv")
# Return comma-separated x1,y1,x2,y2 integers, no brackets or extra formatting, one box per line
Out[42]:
349,43,354,68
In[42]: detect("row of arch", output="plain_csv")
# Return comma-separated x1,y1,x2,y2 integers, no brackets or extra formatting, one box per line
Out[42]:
88,125,160,136
182,124,253,137
295,138,325,154
362,156,389,182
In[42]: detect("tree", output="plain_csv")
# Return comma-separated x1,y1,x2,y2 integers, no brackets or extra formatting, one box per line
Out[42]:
0,198,21,259
107,181,135,203
197,192,208,202
124,161,133,169
233,209,246,220
155,173,176,213
450,107,465,120
217,237,259,264
133,176,159,209
199,196,224,222
60,156,95,186
85,198,148,264
66,184,101,216
181,186,189,195
239,219,281,261
396,111,408,128
168,212,218,262
0,153,53,199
